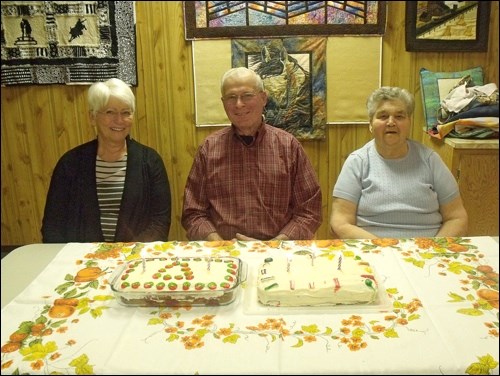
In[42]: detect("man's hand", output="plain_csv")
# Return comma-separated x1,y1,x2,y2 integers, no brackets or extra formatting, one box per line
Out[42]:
206,232,224,241
235,233,289,241
235,233,259,241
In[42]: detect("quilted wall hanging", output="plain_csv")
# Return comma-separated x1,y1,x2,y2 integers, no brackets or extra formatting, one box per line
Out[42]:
1,1,137,86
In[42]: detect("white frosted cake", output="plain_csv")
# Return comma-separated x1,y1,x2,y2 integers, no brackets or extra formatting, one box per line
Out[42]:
257,252,378,306
111,256,242,306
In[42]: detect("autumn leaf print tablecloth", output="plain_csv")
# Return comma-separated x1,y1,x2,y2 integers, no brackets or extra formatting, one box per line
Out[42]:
1,237,498,375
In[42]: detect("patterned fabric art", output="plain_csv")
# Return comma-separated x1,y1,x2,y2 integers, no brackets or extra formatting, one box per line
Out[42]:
1,1,137,86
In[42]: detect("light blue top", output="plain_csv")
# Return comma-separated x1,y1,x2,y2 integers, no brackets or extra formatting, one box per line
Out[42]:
332,139,460,238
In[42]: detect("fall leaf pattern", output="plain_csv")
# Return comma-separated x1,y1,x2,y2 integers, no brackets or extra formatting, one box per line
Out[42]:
1,238,498,375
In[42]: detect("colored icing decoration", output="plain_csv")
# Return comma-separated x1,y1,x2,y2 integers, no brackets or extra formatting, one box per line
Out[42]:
115,257,239,294
257,253,378,306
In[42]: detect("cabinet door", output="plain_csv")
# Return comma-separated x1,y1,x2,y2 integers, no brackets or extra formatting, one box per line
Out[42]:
455,151,499,236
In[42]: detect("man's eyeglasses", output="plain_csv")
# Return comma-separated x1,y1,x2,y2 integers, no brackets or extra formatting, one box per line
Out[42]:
97,110,134,120
222,92,258,105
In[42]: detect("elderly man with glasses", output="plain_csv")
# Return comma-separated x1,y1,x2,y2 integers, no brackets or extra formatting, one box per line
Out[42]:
181,67,322,242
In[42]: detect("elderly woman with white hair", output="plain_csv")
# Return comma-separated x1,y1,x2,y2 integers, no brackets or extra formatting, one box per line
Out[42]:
330,86,468,239
42,78,171,242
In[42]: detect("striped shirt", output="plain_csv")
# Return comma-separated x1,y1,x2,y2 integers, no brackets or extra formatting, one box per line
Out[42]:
96,155,127,241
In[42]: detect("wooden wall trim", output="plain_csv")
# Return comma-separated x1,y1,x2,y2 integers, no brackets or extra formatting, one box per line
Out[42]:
1,2,498,244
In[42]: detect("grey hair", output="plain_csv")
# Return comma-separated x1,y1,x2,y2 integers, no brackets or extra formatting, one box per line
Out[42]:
88,78,135,114
220,67,264,96
366,86,414,121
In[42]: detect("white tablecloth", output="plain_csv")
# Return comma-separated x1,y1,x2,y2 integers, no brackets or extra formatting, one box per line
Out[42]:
1,237,498,375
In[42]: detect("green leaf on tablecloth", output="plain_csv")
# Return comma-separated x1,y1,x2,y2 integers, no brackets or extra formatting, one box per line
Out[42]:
195,328,209,338
465,362,490,375
148,317,163,325
448,292,465,302
403,257,425,268
90,306,109,318
471,280,482,290
465,354,498,375
291,338,304,348
383,328,399,338
447,261,475,275
69,353,94,375
466,293,476,301
55,281,74,294
50,319,66,328
166,333,179,342
20,341,58,361
457,308,484,316
92,295,114,301
35,316,48,325
222,334,240,344
78,307,90,315
301,324,320,334
63,287,78,298
393,301,405,308
352,328,365,337
86,280,100,290
477,354,499,370
408,314,420,321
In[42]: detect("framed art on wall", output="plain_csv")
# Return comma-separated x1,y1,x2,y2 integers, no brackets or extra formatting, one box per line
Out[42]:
231,37,326,140
1,1,137,85
191,37,381,134
405,1,490,52
184,1,386,39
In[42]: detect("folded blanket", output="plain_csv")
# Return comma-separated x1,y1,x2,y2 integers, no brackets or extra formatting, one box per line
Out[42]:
428,117,499,139
446,104,499,122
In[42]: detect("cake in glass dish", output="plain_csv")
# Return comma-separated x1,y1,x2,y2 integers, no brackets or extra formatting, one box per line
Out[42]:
111,256,246,307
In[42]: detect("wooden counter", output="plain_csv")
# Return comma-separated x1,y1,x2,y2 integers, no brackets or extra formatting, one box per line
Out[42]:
422,136,499,236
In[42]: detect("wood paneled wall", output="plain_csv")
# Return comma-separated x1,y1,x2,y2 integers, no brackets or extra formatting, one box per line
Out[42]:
1,2,499,245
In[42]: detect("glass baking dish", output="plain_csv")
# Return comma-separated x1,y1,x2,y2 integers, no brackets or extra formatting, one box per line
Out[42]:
110,256,247,307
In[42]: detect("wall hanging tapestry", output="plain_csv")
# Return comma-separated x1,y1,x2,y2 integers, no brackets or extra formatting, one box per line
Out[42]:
1,1,137,86
405,1,490,52
184,1,386,39
192,37,381,137
232,37,326,140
